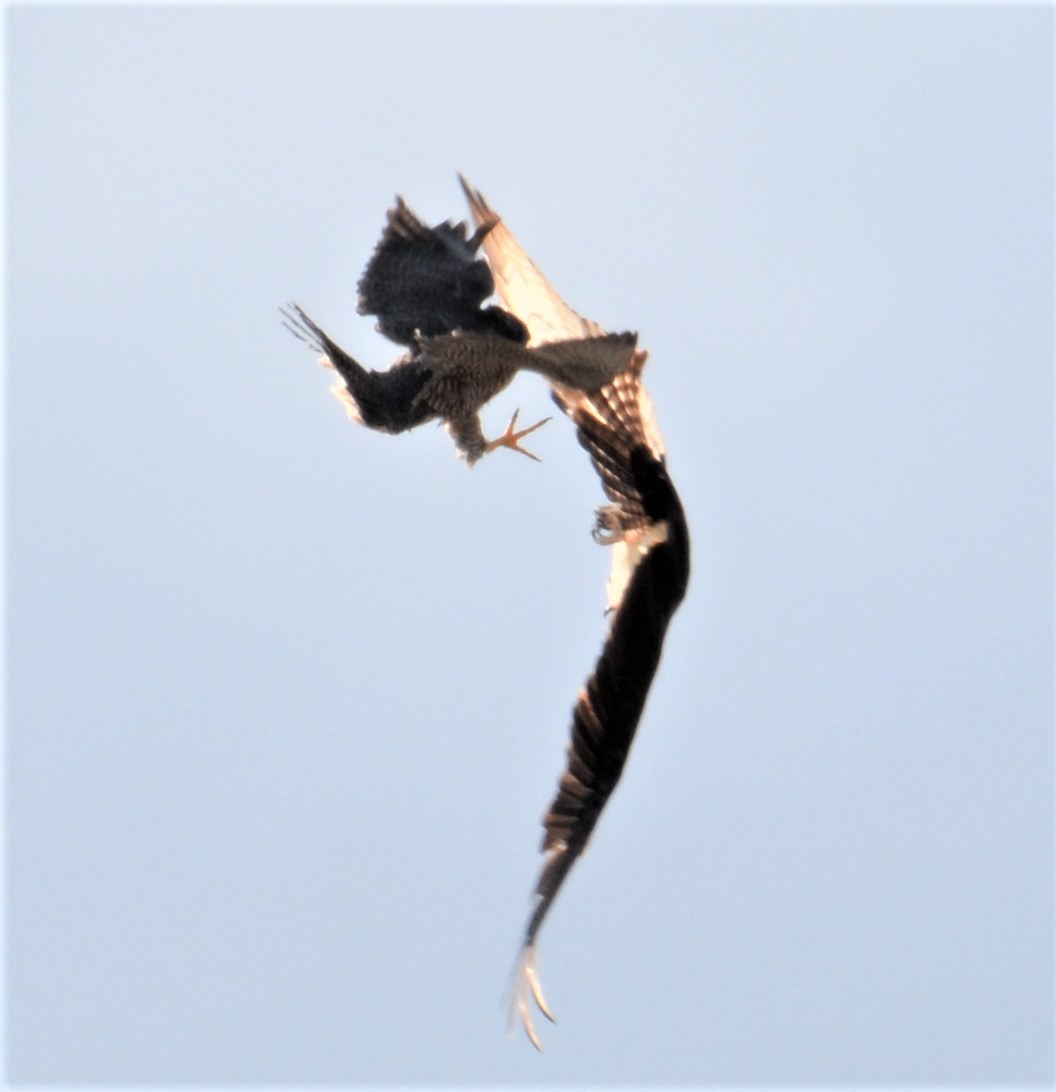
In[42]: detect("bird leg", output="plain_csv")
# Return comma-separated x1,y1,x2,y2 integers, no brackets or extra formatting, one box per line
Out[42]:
483,409,551,462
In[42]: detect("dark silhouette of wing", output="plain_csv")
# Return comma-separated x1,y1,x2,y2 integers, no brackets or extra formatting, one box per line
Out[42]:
511,350,690,1049
358,195,528,347
281,303,433,433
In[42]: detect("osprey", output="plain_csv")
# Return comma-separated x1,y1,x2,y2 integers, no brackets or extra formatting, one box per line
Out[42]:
461,178,691,1048
284,197,638,464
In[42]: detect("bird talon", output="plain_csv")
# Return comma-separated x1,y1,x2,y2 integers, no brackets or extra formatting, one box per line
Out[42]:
484,409,552,462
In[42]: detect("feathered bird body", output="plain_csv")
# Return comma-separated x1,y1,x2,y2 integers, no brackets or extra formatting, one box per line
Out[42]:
284,301,638,463
416,330,640,461
286,195,637,463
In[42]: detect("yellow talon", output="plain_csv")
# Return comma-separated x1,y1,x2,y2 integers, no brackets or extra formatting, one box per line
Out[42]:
483,409,552,462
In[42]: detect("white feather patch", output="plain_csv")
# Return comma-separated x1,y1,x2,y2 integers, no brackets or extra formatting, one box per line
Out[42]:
605,520,670,611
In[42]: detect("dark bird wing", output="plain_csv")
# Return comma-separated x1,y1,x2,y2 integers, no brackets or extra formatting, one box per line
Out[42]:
358,195,528,347
460,175,606,345
511,349,691,1049
281,303,433,434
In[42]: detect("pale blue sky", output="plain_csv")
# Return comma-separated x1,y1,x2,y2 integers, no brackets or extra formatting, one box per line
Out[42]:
5,3,1053,1085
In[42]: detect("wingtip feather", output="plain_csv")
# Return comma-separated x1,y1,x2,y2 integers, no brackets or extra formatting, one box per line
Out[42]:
507,943,556,1051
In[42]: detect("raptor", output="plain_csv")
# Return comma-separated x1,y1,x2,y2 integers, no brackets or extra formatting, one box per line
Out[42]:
284,196,638,464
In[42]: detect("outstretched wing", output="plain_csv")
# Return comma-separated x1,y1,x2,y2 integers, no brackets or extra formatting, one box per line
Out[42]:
358,195,527,347
511,350,691,1049
460,175,606,345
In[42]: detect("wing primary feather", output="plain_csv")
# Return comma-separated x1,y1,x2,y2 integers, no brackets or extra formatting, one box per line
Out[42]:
459,175,607,345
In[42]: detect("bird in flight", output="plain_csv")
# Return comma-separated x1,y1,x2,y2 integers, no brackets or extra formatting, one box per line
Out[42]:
284,196,638,464
461,177,691,1048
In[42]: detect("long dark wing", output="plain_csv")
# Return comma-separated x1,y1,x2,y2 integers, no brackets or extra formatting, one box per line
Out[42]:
281,303,433,434
511,352,690,1048
357,195,527,346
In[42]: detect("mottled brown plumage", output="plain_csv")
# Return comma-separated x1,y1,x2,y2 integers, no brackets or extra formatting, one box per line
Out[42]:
415,330,640,462
284,303,638,463
285,194,638,463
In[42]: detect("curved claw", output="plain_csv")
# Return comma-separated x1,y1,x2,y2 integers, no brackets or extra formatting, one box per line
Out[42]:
483,409,552,462
507,944,556,1051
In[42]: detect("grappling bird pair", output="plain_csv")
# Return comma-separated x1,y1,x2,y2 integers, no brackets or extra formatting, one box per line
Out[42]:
284,177,690,1049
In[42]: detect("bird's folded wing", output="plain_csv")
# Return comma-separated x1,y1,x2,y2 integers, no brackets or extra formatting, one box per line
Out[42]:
460,175,607,345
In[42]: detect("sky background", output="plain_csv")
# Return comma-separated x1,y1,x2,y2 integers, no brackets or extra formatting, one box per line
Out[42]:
5,3,1053,1086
